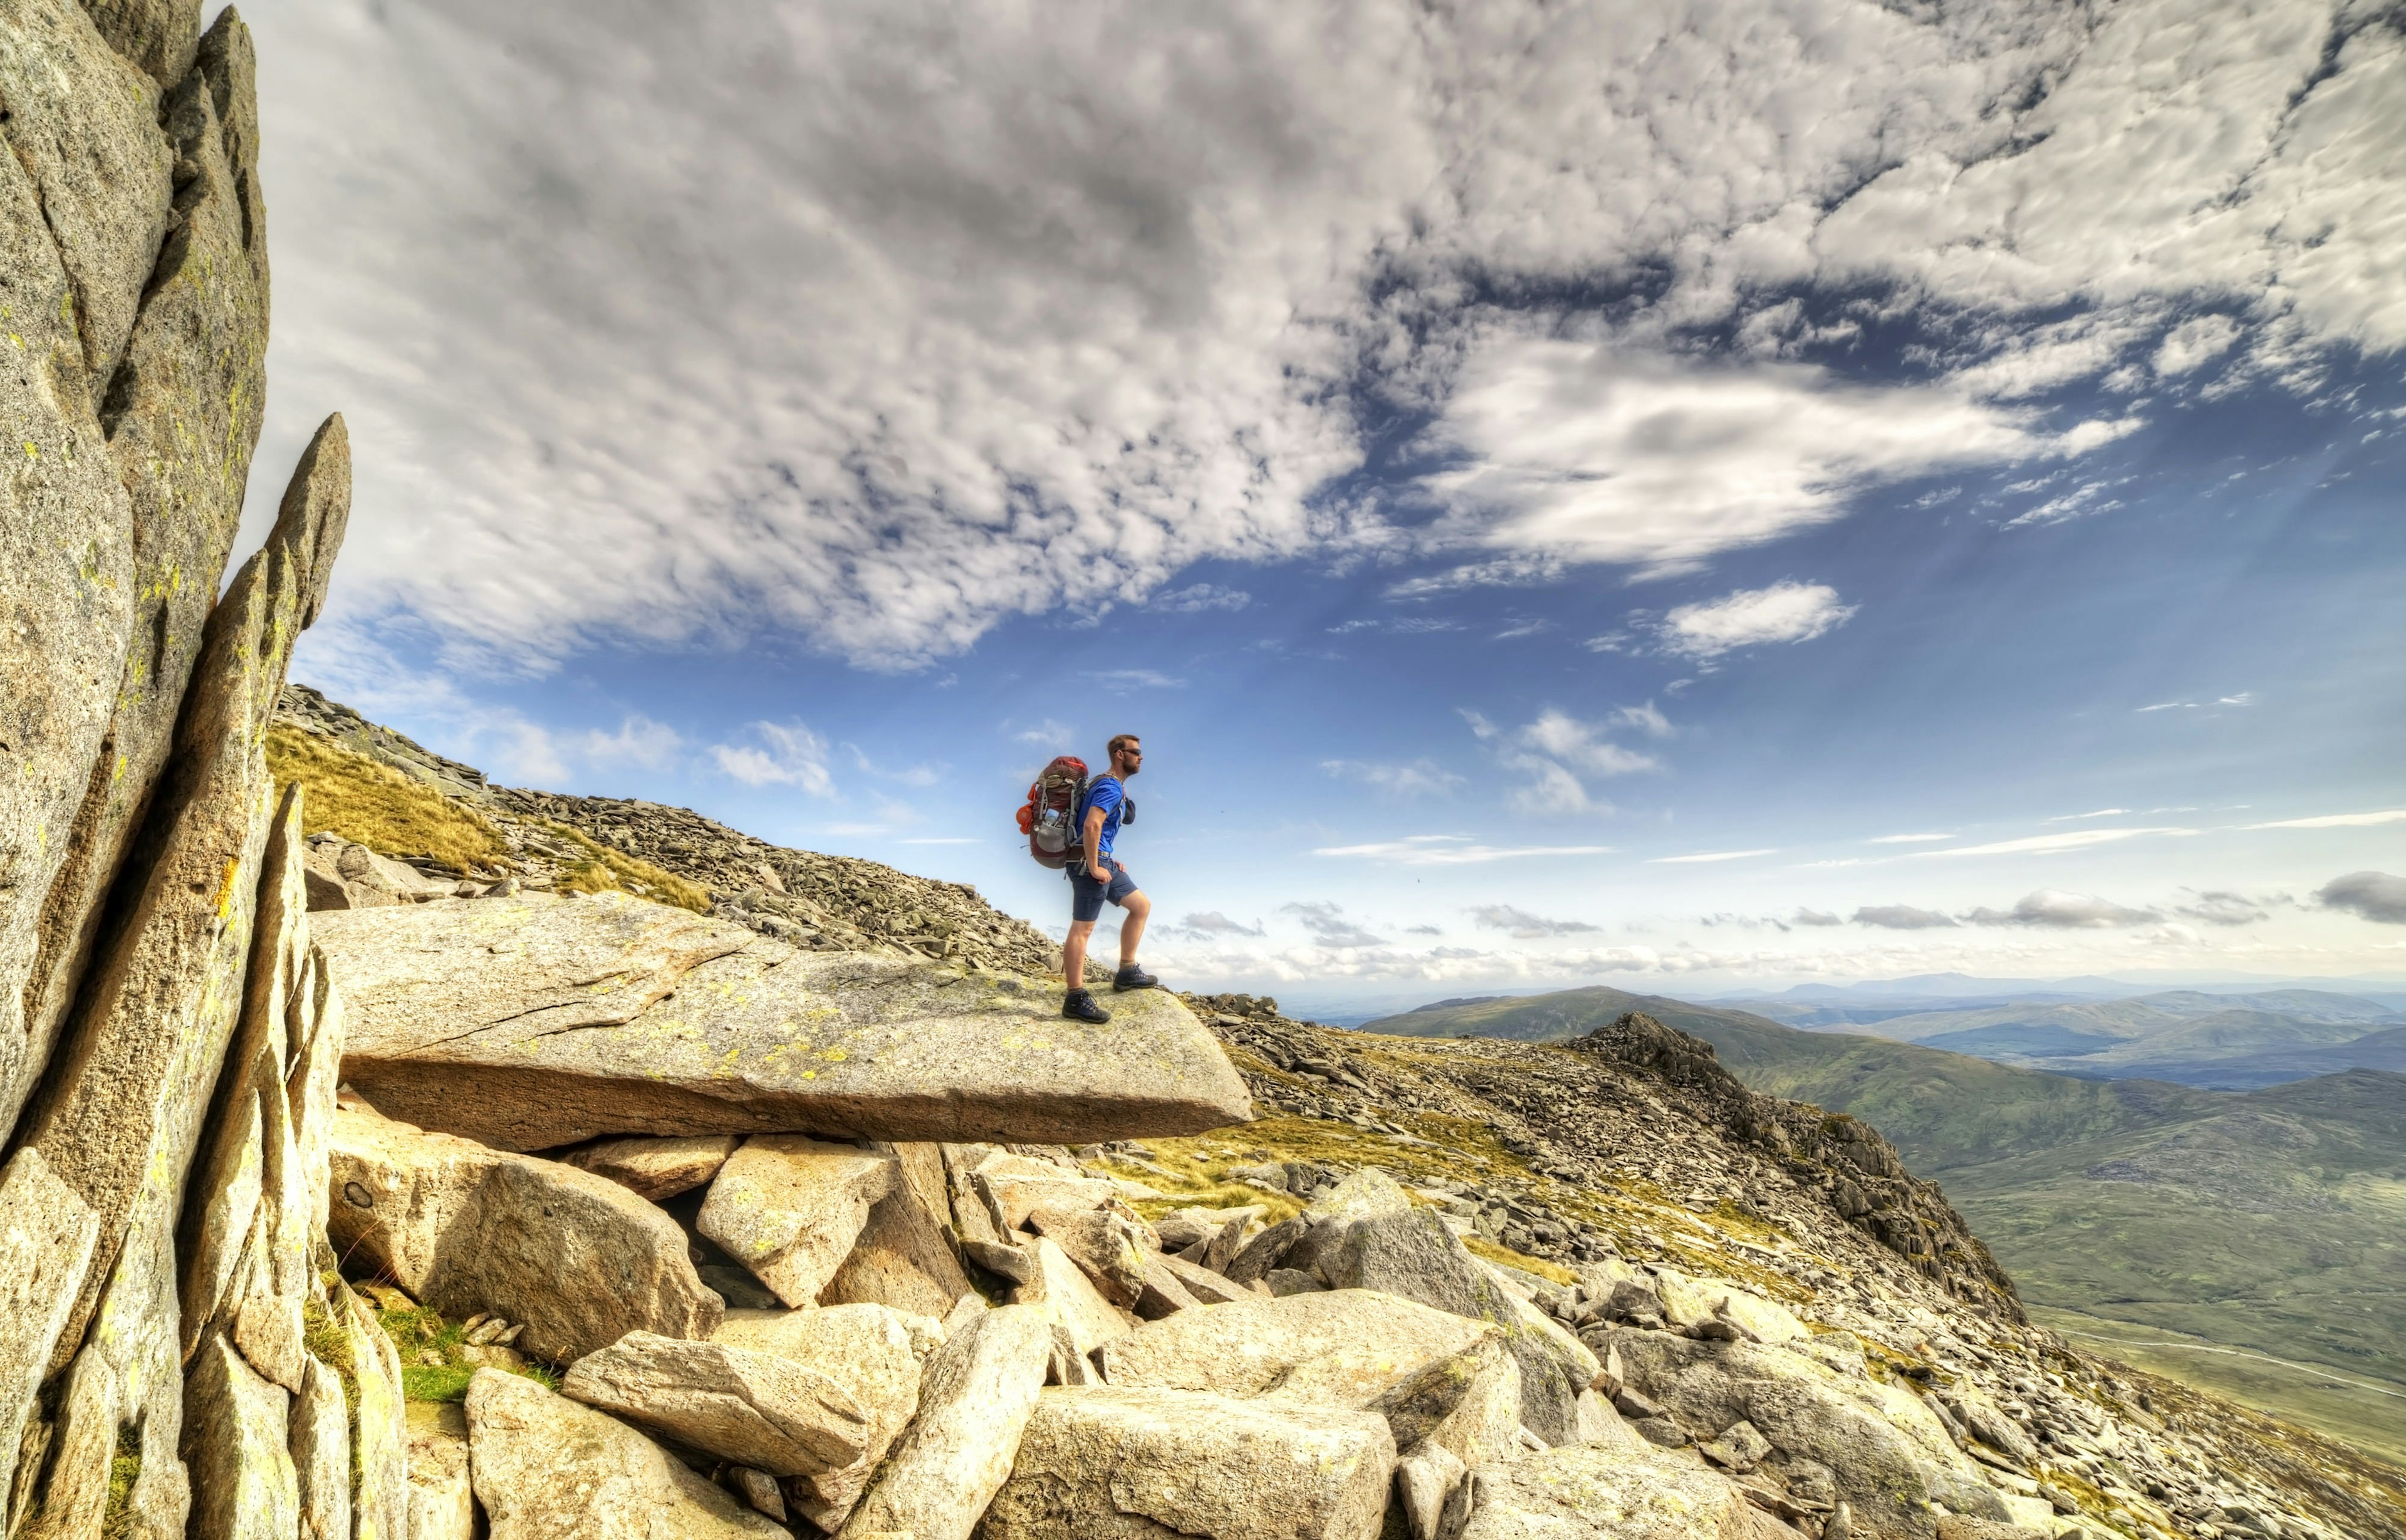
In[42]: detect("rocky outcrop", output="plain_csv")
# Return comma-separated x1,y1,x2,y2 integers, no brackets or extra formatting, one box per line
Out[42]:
566,1133,742,1200
318,892,1254,1148
0,11,355,1508
329,1101,724,1361
276,684,1071,973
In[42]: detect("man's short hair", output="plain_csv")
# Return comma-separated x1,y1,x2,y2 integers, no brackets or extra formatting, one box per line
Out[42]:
1107,733,1140,757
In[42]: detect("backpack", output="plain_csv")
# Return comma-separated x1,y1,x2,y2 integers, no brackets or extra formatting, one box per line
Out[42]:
1017,756,1088,869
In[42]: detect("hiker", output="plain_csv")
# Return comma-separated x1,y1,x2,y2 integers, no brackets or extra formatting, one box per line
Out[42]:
1061,733,1154,1022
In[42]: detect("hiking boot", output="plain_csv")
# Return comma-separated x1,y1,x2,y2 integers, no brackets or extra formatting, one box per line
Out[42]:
1061,989,1112,1024
1112,964,1160,992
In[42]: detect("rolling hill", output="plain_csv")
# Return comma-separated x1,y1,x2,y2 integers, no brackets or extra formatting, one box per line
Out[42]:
1725,986,2406,1090
1364,989,2406,1464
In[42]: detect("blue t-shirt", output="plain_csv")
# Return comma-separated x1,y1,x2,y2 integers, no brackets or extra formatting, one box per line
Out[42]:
1081,776,1126,858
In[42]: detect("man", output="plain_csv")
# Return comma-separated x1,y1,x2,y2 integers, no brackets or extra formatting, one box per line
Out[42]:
1062,733,1155,1022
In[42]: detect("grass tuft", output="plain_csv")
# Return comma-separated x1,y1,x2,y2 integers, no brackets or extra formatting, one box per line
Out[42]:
368,1297,560,1402
541,821,712,913
266,726,511,871
98,1424,139,1540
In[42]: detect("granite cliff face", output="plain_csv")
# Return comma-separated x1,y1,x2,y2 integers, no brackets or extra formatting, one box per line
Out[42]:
0,4,366,1535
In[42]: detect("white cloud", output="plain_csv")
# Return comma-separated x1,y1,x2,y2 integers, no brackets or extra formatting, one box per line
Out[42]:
1518,710,1658,778
1469,905,1601,939
1420,344,2087,575
572,714,684,771
1014,719,1075,746
1613,702,1673,739
1177,911,1266,938
2244,809,2406,830
1868,832,1953,845
1282,902,1386,949
1910,826,2197,858
2317,871,2406,924
1088,669,1184,690
2155,315,2242,376
712,721,835,793
1791,909,1843,927
1479,708,1662,816
1853,905,1957,930
1649,849,1778,865
1321,759,1466,798
1964,890,2162,928
845,743,944,788
2003,479,2127,529
2178,890,2270,927
1313,838,1614,866
1152,584,1252,613
1659,583,1857,661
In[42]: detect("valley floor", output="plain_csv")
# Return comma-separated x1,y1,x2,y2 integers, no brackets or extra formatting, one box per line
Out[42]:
2029,1306,2406,1470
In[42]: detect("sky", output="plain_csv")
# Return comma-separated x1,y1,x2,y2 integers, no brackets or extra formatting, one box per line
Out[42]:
234,0,2406,1012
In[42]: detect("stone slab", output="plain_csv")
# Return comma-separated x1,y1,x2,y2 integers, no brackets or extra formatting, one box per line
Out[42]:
321,895,1252,1150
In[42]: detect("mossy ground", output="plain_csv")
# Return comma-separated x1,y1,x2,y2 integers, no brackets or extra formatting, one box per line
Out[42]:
266,726,513,871
368,1298,557,1403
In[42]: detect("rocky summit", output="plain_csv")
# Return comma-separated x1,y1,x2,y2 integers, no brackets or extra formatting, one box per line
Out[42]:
3,9,2402,1540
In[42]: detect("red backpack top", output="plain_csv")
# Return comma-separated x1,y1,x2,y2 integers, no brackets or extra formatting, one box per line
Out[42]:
1016,756,1088,869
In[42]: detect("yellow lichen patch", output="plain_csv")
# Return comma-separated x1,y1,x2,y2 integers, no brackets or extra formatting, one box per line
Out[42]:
265,725,512,871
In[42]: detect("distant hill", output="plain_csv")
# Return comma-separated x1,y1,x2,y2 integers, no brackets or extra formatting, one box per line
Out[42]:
1719,987,2406,1090
1368,985,2406,1462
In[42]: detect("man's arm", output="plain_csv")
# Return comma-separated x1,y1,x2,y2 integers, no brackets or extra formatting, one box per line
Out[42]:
1082,804,1108,874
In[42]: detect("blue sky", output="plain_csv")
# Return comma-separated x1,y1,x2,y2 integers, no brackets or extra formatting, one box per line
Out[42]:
234,0,2406,1008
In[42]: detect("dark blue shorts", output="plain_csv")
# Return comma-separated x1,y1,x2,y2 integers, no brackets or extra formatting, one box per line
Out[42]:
1070,860,1138,923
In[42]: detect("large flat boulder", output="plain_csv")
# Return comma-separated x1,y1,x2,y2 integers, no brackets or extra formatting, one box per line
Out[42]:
464,1368,786,1540
320,893,1252,1150
1458,1441,1796,1540
981,1385,1396,1540
329,1104,721,1361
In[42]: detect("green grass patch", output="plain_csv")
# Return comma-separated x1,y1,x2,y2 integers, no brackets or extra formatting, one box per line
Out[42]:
98,1423,139,1540
541,820,711,913
266,726,512,872
365,1297,560,1402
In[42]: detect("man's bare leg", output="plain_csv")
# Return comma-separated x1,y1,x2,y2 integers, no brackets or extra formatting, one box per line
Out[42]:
1117,890,1150,967
1063,918,1096,989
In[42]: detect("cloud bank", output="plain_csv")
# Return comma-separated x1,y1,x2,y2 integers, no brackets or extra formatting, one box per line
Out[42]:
250,0,2406,673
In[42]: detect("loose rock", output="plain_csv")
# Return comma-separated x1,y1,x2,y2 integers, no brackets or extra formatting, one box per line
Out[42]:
698,1136,897,1308
464,1368,786,1540
981,1385,1397,1540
